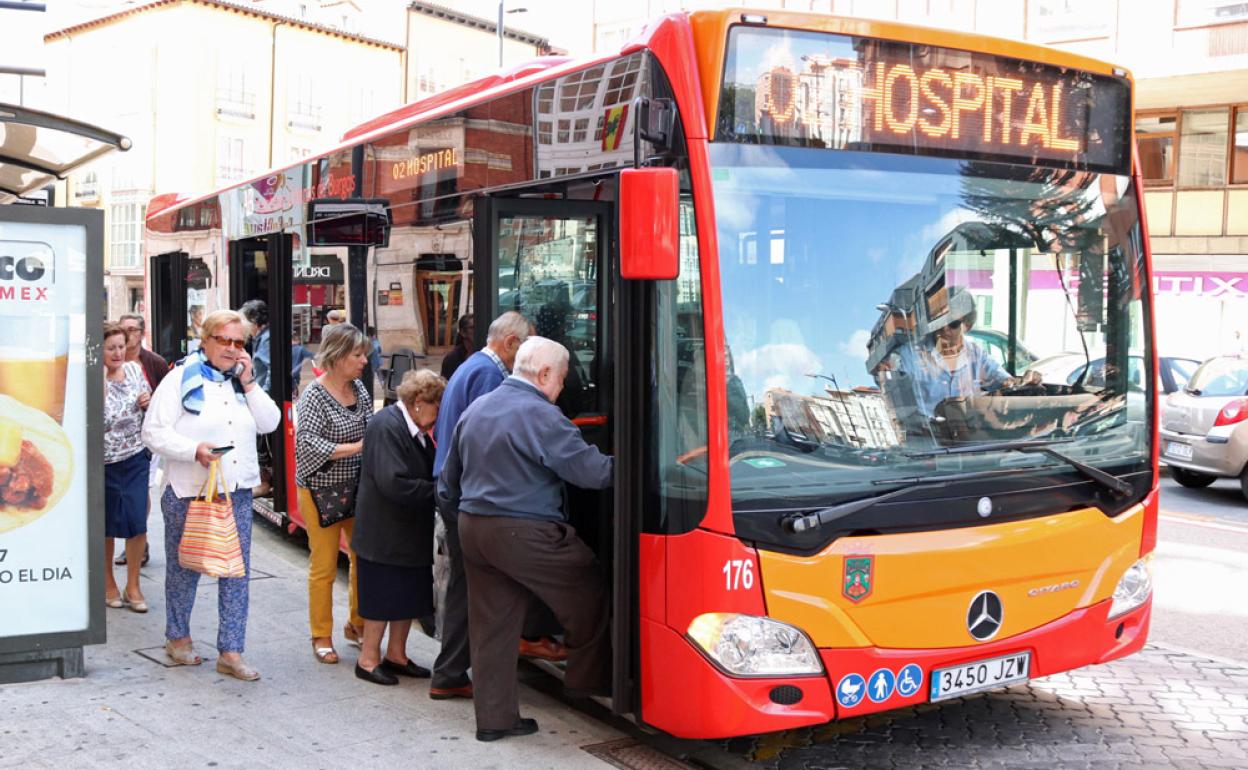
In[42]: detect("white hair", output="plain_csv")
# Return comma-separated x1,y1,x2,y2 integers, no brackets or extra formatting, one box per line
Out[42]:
513,336,569,381
486,311,531,343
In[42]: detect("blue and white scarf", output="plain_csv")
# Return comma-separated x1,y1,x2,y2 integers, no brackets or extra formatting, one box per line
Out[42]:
179,349,246,415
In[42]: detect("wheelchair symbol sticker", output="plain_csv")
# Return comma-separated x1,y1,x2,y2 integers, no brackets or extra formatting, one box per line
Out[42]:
896,663,923,698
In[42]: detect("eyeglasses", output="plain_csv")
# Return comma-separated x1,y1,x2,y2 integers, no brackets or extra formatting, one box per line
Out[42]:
122,327,143,336
210,334,247,350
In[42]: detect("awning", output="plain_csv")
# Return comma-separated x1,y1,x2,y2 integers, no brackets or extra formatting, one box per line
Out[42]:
0,102,130,204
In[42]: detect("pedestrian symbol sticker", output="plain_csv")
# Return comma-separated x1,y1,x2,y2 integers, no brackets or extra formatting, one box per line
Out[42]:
744,457,785,469
867,667,896,703
836,673,866,709
896,663,922,698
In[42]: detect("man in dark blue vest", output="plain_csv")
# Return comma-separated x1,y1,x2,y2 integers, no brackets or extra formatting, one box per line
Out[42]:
438,336,613,741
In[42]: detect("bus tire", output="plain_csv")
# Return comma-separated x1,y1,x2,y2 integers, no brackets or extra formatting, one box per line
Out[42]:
1171,466,1215,489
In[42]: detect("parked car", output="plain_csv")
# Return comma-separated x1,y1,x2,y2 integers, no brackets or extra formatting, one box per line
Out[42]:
1159,355,1248,498
966,328,1037,373
1025,352,1087,385
1067,355,1201,395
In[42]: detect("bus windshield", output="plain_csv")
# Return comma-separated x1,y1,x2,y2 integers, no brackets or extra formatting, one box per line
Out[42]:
709,144,1151,519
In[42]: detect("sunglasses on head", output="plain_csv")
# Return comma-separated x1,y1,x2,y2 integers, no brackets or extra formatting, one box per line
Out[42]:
210,334,247,350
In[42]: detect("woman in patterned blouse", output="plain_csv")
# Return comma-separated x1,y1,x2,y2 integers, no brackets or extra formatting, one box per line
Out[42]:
102,322,152,612
295,323,373,665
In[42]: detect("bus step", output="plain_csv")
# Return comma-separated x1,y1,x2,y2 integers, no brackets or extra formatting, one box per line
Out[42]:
252,497,286,529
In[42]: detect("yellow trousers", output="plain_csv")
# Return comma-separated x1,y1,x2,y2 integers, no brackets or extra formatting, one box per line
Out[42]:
299,486,362,639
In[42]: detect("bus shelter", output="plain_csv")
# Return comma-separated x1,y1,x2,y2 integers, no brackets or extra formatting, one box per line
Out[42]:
0,102,128,683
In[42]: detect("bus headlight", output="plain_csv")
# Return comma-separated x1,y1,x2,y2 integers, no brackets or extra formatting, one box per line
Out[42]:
686,613,823,677
1108,556,1153,619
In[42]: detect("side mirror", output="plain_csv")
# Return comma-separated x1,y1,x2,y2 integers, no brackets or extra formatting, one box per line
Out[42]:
619,167,679,280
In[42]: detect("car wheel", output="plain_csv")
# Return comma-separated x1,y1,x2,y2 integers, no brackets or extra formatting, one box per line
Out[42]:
1241,467,1248,503
1171,466,1216,489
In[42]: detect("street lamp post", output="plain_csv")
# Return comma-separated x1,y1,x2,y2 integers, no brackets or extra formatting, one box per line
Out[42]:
807,372,860,446
498,2,528,67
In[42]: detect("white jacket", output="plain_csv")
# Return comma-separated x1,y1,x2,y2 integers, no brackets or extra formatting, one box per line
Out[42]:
142,364,281,497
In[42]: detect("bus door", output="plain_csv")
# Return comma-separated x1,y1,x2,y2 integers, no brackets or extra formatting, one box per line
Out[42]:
227,235,294,526
473,196,637,712
148,250,187,364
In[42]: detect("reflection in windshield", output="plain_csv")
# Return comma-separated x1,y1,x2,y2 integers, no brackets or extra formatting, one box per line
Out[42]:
710,145,1151,512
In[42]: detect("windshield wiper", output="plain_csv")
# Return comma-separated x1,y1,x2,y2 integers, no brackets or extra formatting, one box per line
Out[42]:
907,438,1132,497
784,466,1058,534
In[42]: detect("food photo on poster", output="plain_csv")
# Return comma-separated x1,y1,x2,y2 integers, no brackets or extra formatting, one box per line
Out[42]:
0,221,93,641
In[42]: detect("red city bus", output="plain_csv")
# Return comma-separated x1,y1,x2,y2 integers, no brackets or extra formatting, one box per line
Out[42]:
144,9,1158,739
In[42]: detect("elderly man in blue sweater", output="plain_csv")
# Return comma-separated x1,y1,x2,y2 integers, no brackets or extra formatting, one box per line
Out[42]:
438,336,614,741
430,311,534,700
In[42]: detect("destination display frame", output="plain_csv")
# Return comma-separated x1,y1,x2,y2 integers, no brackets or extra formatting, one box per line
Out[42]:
716,25,1133,175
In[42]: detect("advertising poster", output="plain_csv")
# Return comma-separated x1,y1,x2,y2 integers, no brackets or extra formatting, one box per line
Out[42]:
0,219,93,639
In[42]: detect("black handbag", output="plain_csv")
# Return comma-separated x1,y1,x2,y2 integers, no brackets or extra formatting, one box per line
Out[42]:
310,480,357,528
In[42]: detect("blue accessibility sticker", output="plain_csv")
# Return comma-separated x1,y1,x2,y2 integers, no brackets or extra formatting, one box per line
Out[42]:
835,673,866,709
867,667,896,703
896,663,923,698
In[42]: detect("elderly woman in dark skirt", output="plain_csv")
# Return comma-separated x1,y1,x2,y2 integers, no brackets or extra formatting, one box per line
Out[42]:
350,369,446,685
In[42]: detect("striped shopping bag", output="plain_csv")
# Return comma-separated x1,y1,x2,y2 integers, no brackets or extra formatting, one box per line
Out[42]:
178,460,246,578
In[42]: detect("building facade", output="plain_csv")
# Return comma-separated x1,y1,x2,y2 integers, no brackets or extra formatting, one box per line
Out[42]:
42,0,405,320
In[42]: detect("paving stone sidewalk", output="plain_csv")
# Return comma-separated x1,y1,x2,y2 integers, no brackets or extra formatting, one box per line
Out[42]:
713,645,1248,769
0,497,622,770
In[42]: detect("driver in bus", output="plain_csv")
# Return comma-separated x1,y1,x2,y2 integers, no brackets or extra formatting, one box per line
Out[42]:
884,287,1040,420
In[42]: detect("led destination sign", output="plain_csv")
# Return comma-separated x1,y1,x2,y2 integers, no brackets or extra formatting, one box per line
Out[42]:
719,27,1131,172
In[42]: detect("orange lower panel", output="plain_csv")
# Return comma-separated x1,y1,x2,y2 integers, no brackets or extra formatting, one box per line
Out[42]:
639,597,1150,738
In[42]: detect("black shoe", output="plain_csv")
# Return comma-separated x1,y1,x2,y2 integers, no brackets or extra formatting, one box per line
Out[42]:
380,658,431,678
476,718,539,742
417,614,437,638
354,663,399,686
115,544,151,567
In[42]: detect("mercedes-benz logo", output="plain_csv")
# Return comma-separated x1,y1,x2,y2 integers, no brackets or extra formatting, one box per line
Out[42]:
967,590,1003,641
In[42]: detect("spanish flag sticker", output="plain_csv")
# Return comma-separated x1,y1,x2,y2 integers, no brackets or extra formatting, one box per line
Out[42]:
601,104,629,151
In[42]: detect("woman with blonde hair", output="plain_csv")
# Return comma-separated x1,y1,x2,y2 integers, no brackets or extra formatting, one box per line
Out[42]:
349,369,445,683
295,323,371,664
143,309,280,680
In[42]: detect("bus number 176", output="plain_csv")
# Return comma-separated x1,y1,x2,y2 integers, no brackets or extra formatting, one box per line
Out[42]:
722,559,755,591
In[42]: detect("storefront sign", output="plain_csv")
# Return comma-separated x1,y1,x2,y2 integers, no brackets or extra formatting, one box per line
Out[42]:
0,209,104,648
1152,271,1248,297
293,254,344,284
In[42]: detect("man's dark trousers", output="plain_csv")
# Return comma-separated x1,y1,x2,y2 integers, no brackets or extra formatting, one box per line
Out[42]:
459,513,610,731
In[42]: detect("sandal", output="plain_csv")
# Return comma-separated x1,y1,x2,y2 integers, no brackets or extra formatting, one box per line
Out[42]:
216,655,260,682
313,641,339,664
343,622,362,646
165,640,203,666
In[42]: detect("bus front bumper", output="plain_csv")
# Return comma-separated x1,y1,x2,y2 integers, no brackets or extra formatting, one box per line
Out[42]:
640,597,1150,740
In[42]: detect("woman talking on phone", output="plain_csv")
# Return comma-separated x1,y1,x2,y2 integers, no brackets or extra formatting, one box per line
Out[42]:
142,309,280,681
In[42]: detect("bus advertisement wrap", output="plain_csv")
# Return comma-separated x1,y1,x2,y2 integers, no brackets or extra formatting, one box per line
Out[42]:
0,219,93,639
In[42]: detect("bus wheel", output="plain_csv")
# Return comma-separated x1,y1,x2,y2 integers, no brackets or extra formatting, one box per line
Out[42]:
1172,467,1216,489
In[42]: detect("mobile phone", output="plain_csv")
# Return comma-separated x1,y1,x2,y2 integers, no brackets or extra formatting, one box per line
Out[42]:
210,446,234,455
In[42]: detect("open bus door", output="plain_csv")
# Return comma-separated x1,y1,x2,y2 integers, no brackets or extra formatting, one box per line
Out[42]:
148,250,188,364
473,195,640,715
228,234,295,527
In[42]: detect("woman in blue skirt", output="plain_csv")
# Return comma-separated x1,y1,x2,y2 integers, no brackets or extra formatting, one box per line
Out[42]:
102,322,152,612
